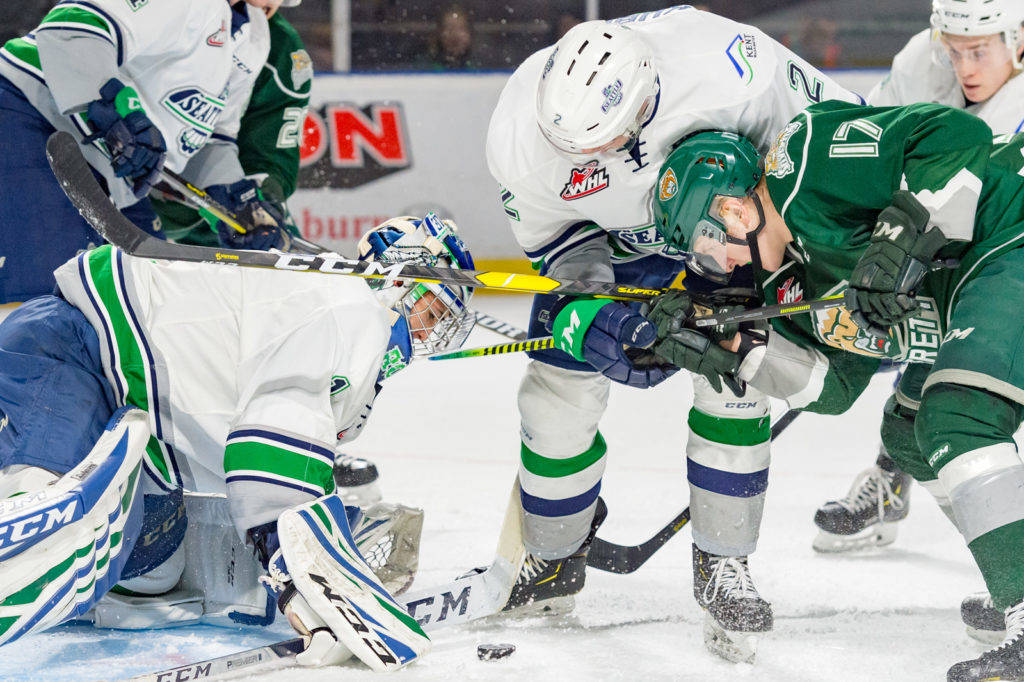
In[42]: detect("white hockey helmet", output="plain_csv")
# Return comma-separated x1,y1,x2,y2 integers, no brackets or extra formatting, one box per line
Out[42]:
357,214,476,358
535,20,660,161
931,0,1024,68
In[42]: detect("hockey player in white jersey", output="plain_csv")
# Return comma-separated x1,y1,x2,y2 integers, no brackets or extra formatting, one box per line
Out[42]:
0,0,285,305
812,0,1024,557
484,6,862,662
0,213,475,671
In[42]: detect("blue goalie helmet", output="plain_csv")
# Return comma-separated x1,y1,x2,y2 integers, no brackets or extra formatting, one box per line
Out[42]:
357,213,476,356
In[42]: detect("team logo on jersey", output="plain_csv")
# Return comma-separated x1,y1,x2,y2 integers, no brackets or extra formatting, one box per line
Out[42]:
658,167,678,201
776,276,803,304
816,305,894,358
162,87,226,155
601,79,624,113
765,121,802,179
125,0,148,10
560,162,610,201
291,50,313,90
207,21,227,47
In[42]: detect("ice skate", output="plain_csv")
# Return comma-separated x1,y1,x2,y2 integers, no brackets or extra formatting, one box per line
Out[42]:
334,454,382,506
948,599,1024,681
500,497,608,617
692,544,773,663
813,452,912,553
961,591,1006,645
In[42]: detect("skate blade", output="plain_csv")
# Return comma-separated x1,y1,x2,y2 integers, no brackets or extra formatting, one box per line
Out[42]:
812,523,898,553
504,594,576,619
966,625,1006,646
703,616,759,663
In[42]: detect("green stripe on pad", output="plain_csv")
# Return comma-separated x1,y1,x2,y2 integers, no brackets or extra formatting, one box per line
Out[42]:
688,408,769,447
2,39,41,71
521,432,606,478
224,441,333,493
374,594,428,639
40,6,114,37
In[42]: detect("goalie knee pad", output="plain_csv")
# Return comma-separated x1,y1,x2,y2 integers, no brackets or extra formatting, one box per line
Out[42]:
0,407,148,646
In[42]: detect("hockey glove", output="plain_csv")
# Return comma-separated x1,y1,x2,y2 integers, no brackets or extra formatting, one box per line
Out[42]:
845,191,949,338
647,290,762,394
203,179,286,250
84,78,166,198
548,297,677,388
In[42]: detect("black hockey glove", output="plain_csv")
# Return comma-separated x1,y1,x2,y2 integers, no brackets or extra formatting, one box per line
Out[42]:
84,78,166,199
647,290,764,394
845,191,949,338
204,179,287,251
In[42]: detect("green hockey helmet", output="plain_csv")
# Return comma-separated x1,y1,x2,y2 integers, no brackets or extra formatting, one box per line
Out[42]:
653,131,762,282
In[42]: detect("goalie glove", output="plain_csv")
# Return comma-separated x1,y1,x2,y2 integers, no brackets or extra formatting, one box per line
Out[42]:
845,191,950,338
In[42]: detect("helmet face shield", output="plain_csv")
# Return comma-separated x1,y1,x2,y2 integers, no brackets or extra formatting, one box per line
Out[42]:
689,218,731,280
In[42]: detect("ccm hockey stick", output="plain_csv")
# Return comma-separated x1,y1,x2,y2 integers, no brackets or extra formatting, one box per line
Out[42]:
586,409,801,574
47,131,664,301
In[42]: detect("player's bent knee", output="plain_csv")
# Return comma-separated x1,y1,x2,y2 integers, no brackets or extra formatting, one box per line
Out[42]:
0,407,149,646
918,384,1024,542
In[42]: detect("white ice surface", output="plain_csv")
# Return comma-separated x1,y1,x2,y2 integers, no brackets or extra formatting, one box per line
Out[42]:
0,296,1004,681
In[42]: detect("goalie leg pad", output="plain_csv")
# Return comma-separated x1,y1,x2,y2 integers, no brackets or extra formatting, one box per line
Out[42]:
278,494,431,671
0,406,148,646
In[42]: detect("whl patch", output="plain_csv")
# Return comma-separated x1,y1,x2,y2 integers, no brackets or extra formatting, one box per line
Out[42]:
561,162,610,201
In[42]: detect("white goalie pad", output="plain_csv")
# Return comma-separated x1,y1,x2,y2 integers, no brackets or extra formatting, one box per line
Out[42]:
0,407,148,646
278,494,431,672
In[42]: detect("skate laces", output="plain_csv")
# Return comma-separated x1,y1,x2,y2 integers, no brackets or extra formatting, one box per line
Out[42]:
837,465,905,518
520,554,549,582
703,556,759,604
997,601,1024,650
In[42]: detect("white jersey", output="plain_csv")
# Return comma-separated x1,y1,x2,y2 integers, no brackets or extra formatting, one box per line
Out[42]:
868,28,1024,134
0,0,269,207
486,7,862,277
54,246,394,537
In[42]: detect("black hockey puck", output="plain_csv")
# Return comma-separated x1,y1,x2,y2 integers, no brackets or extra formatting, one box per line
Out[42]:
477,643,515,661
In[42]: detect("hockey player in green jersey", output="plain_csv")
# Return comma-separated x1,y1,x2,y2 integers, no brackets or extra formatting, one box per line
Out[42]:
152,2,312,247
649,100,1024,680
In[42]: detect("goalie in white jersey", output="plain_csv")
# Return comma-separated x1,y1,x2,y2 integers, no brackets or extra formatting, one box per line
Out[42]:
484,6,862,662
0,0,286,305
0,213,476,671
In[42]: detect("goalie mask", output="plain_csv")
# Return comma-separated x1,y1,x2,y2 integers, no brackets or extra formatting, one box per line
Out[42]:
652,131,763,283
357,214,476,357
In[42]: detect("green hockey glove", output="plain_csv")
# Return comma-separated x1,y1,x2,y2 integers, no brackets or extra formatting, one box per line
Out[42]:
845,191,949,338
647,290,752,393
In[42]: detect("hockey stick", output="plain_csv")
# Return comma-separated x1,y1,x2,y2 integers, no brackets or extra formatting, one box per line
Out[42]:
691,293,846,327
429,336,554,360
474,313,528,342
586,409,801,574
48,130,663,301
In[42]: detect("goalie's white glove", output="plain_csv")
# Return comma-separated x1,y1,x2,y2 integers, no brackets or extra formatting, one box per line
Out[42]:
257,494,431,671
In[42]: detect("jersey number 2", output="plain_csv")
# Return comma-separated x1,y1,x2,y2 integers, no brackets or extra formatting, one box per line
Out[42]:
787,61,822,104
277,107,305,149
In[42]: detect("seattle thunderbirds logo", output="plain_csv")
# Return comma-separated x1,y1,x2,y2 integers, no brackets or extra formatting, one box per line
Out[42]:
162,87,226,155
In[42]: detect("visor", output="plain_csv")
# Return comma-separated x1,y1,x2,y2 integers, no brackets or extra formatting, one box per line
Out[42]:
687,219,731,281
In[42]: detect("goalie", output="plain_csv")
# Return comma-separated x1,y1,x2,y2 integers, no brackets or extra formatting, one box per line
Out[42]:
0,214,476,671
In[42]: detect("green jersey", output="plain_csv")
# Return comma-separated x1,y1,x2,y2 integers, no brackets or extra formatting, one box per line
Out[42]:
155,13,312,243
761,101,1024,364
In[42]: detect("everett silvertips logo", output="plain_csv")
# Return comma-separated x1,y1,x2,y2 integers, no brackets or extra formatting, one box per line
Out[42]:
658,167,678,201
765,121,802,179
561,162,610,201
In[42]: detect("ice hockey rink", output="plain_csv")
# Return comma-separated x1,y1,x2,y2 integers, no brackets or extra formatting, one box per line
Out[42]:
0,295,1001,681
